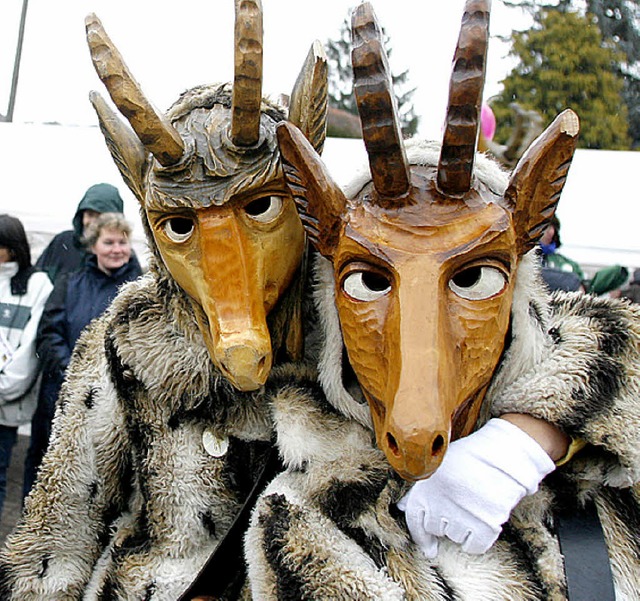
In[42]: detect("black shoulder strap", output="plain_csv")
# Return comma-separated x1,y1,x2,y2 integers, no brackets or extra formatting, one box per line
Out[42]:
555,499,616,601
178,442,281,600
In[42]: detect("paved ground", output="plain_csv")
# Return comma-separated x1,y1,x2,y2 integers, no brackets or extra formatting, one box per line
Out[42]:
0,434,29,545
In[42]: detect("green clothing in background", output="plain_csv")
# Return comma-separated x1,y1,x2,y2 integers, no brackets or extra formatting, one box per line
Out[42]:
588,265,629,296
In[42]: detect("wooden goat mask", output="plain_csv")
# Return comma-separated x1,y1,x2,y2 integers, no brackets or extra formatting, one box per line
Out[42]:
85,0,327,392
277,0,579,480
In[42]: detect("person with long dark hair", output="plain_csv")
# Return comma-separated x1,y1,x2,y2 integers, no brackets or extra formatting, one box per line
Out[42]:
0,215,52,519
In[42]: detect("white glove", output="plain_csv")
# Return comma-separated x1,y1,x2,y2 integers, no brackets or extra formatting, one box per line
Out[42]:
397,418,555,558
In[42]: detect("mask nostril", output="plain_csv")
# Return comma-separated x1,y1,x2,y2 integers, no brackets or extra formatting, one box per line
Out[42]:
386,432,401,457
431,434,445,457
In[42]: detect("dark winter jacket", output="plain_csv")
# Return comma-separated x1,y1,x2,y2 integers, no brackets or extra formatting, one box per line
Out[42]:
539,247,584,292
35,183,126,283
36,254,142,408
621,282,640,304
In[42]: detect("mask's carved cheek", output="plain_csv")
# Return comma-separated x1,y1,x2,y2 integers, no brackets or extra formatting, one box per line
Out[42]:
251,197,305,312
148,209,203,300
337,282,393,412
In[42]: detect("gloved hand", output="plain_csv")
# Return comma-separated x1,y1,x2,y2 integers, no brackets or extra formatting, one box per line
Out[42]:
397,417,555,558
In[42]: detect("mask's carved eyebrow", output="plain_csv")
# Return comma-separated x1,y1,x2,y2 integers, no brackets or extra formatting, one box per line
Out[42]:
437,212,513,264
146,184,225,211
338,226,394,268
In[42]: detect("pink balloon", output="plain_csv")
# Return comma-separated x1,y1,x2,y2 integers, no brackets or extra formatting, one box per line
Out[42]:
481,103,496,141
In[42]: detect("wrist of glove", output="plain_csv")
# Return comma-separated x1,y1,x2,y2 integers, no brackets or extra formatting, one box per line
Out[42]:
397,417,555,558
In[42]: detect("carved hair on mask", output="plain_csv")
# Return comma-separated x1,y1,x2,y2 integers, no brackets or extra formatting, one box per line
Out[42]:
276,0,579,480
85,0,327,392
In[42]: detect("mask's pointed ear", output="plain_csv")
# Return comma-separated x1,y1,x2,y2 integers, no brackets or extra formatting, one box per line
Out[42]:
288,40,328,155
89,90,149,205
505,109,580,255
276,121,346,259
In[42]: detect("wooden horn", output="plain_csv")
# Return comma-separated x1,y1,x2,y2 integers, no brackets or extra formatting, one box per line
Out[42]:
437,0,491,196
85,13,184,167
351,2,410,205
230,0,264,147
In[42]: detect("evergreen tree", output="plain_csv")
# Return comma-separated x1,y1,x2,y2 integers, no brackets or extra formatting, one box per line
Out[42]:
493,7,630,149
502,0,640,147
586,0,640,145
325,16,419,137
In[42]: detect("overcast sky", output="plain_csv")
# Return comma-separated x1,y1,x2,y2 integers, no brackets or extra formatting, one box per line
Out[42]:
1,0,531,139
3,1,639,270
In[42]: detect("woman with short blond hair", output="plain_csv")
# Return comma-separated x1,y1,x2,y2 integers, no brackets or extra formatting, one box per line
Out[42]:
23,213,142,496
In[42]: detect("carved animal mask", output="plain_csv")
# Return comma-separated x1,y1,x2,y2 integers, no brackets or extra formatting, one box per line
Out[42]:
277,0,579,480
85,0,327,391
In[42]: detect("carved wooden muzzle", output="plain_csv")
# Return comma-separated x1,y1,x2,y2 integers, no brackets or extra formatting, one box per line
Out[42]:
86,2,327,391
277,0,579,480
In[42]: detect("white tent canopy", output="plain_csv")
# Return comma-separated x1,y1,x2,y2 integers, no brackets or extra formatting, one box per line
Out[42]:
1,122,639,278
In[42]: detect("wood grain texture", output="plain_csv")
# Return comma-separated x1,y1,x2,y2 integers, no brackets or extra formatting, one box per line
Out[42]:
288,40,328,155
277,122,347,258
437,0,490,196
351,2,410,203
231,0,264,147
506,109,580,254
276,1,580,481
88,90,148,204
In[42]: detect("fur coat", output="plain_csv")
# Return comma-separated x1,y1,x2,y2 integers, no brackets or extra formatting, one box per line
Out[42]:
0,268,278,599
245,253,640,601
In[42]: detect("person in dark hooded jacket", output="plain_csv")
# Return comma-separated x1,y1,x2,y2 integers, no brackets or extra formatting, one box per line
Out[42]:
23,213,142,496
35,183,139,282
621,268,640,303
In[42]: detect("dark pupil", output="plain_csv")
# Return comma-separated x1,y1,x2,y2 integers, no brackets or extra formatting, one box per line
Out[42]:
453,267,481,288
170,218,193,235
362,272,389,292
245,197,272,216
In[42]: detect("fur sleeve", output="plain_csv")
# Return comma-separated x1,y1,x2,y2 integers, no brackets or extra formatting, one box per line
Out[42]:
490,292,640,487
0,318,131,598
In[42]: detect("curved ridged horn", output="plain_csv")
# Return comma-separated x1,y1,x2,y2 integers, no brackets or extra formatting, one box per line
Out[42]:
351,2,410,204
85,13,184,167
437,0,491,196
231,0,264,147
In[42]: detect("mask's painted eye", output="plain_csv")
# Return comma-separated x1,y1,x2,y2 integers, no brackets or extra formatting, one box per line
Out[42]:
449,266,507,300
244,196,284,223
163,217,194,243
343,271,391,301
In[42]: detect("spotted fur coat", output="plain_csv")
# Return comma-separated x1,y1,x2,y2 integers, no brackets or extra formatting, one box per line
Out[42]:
245,253,640,601
0,269,282,600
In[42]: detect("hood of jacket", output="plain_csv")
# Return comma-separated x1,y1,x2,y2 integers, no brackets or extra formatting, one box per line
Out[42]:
71,183,124,240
